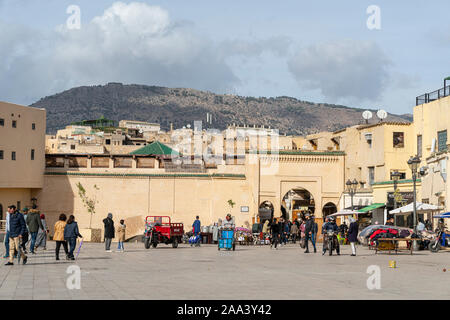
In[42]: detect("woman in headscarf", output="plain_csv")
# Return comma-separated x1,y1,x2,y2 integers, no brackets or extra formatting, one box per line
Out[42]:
34,213,49,251
348,217,359,256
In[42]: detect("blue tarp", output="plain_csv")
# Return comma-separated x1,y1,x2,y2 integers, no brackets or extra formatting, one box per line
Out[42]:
433,212,450,218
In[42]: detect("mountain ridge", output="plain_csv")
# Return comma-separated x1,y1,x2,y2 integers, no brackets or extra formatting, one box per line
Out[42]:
30,82,412,135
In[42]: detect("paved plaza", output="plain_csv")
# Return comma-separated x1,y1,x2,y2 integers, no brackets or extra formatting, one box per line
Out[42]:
0,241,448,300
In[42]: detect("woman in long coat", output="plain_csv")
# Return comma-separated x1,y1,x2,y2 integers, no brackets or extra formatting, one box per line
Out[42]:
348,217,359,256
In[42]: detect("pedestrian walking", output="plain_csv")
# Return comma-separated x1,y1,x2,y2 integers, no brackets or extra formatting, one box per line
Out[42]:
304,214,315,253
283,221,290,245
54,213,69,260
34,214,49,251
64,215,83,260
310,216,318,253
20,208,30,254
348,217,359,256
290,222,299,243
103,213,115,252
26,209,44,254
3,208,10,259
5,205,27,266
270,218,280,249
192,216,201,236
116,219,126,252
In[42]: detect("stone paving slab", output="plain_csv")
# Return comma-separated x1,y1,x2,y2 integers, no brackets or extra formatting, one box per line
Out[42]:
0,241,448,300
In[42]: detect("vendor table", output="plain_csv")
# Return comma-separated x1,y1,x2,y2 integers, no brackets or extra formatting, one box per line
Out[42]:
375,238,414,255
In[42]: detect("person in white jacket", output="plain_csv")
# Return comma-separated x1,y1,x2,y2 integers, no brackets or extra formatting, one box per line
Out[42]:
222,214,235,229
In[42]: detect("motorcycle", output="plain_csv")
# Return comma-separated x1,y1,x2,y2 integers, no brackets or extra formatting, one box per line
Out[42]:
326,230,340,256
429,230,444,253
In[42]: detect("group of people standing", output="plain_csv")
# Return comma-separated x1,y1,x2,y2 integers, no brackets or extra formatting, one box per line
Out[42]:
262,214,359,256
3,205,127,265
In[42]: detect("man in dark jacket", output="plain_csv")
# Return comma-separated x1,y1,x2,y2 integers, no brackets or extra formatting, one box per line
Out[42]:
26,209,44,254
103,213,115,252
322,217,339,255
270,218,280,249
5,205,27,265
304,214,314,253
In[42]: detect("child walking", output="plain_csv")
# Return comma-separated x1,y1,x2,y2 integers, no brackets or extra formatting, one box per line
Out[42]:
117,219,126,252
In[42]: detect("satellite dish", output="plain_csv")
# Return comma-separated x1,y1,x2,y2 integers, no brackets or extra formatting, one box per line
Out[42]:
138,129,143,134
362,111,373,124
186,124,191,129
376,109,387,121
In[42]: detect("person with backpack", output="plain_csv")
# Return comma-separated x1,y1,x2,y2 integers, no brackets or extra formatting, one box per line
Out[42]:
103,213,115,252
5,205,27,266
64,215,83,260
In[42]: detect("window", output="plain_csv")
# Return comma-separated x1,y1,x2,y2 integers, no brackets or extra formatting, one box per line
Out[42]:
32,123,36,130
17,201,21,211
70,145,76,150
390,171,406,180
11,151,16,161
393,132,404,148
0,118,4,126
31,149,35,160
438,130,447,152
417,135,422,158
0,150,3,159
105,139,111,145
12,120,17,128
368,167,375,185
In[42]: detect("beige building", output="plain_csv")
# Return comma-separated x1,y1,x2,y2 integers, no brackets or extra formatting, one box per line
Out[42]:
414,86,450,228
0,101,46,218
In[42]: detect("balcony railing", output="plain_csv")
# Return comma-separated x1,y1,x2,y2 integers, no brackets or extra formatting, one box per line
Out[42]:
416,85,450,105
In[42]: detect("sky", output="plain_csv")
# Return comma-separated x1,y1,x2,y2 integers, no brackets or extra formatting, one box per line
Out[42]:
1,0,449,115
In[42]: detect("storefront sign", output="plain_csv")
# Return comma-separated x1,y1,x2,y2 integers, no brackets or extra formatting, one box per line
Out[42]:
387,192,414,206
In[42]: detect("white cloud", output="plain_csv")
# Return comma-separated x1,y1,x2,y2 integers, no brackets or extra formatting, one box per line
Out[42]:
0,1,241,104
287,39,391,102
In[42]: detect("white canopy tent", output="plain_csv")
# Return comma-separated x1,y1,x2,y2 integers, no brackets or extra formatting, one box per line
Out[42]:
328,210,361,217
389,202,441,216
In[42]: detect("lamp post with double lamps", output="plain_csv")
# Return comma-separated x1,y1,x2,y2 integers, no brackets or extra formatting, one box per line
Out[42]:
391,171,402,226
346,179,358,211
408,156,421,250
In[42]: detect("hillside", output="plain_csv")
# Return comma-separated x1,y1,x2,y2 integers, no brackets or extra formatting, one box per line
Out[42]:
31,83,412,135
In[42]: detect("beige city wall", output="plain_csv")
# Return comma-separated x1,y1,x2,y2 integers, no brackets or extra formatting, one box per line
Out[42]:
35,173,254,240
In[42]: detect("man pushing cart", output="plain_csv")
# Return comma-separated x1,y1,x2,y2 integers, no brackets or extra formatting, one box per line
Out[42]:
218,214,236,251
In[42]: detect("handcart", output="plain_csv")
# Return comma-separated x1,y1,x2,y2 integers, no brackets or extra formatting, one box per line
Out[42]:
218,227,236,251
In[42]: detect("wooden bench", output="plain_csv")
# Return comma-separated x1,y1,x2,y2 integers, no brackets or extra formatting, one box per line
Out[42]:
375,238,414,255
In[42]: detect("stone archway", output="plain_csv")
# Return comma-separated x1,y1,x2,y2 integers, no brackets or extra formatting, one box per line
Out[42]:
322,202,337,221
258,201,274,223
282,188,315,221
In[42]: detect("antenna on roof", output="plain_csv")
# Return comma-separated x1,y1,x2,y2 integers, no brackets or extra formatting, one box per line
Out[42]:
376,109,387,122
362,110,373,124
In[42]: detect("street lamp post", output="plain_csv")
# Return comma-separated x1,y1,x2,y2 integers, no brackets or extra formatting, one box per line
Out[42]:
391,171,402,226
346,179,358,211
408,156,421,251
